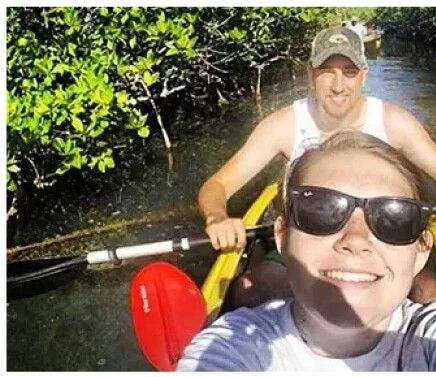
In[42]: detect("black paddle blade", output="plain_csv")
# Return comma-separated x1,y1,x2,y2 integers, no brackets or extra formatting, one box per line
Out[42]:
7,256,88,300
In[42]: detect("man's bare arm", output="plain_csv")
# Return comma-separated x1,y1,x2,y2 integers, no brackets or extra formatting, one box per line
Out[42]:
384,102,436,180
198,106,294,249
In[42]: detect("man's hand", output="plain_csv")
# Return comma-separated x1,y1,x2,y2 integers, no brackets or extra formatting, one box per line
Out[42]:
205,216,247,251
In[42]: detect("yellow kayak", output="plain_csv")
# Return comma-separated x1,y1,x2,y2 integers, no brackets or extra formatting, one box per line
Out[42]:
431,215,436,240
363,33,382,57
201,182,278,324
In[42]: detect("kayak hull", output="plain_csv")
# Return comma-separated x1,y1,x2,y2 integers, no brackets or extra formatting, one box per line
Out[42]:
200,183,278,324
363,34,382,57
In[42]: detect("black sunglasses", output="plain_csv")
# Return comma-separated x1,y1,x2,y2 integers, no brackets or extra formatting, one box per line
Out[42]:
288,186,436,245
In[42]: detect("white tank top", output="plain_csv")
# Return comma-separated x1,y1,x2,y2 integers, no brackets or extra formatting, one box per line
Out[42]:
290,96,388,161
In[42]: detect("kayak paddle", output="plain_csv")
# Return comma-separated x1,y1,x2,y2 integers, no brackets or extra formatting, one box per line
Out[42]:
8,224,274,298
130,261,207,371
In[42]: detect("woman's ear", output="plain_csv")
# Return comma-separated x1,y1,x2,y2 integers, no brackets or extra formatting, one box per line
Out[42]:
414,229,434,275
274,216,287,256
419,229,433,253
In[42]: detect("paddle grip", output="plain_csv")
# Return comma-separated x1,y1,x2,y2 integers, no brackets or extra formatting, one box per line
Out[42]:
178,223,274,250
245,224,274,240
86,224,274,264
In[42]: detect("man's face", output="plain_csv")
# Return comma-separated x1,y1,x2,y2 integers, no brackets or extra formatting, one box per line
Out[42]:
309,55,367,119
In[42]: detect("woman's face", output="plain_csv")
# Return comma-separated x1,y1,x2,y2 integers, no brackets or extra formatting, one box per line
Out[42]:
276,150,432,330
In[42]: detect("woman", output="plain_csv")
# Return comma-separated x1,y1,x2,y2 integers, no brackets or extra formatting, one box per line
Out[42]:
177,131,436,371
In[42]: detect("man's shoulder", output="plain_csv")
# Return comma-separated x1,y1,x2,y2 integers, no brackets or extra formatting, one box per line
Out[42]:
382,101,414,117
270,98,313,127
381,101,424,143
381,101,422,133
265,104,295,123
255,104,296,142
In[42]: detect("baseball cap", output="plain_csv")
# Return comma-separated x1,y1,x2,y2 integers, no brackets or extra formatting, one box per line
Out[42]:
310,26,367,69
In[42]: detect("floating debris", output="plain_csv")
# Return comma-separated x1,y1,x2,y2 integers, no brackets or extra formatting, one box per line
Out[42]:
97,359,106,366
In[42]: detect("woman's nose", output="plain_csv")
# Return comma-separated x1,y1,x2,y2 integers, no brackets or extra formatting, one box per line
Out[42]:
333,209,372,256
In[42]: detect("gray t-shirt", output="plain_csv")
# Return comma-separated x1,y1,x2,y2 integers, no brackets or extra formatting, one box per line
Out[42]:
177,299,436,371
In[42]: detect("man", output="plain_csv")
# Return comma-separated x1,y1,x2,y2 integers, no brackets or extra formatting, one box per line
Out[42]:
347,16,367,38
198,26,436,306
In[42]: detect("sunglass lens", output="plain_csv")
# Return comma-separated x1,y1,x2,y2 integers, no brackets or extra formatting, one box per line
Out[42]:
369,199,422,244
296,189,351,234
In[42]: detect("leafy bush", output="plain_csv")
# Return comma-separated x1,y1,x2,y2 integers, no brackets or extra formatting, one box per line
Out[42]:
7,7,343,216
376,7,436,44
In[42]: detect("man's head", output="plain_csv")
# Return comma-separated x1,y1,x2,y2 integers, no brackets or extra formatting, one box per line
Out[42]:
308,27,368,119
351,16,359,26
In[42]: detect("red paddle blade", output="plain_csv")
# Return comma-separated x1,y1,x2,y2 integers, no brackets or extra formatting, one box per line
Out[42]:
130,262,207,371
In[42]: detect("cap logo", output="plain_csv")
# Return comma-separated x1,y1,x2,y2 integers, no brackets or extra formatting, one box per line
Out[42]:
328,34,348,44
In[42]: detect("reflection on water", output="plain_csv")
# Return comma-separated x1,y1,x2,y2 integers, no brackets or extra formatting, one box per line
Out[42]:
7,39,436,371
368,38,436,139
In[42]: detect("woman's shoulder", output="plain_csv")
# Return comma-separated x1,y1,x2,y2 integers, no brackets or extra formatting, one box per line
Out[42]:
400,299,436,325
177,299,294,371
397,300,436,371
219,298,293,329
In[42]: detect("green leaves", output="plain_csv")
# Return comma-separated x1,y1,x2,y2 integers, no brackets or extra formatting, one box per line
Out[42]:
134,50,162,73
18,38,28,47
227,27,247,42
116,91,129,106
129,36,137,49
100,7,109,17
71,153,83,169
68,42,77,56
71,116,84,133
89,148,115,173
128,110,149,135
90,84,114,105
53,137,65,152
165,44,179,56
137,127,150,138
142,70,160,86
7,156,20,192
377,7,436,44
34,56,54,75
156,12,168,34
121,13,129,25
7,6,348,212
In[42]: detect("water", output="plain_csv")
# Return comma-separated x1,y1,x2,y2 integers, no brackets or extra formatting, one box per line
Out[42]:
7,39,436,371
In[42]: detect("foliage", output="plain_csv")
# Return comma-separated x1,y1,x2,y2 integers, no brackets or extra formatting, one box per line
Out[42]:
7,7,345,215
376,7,436,44
314,7,378,26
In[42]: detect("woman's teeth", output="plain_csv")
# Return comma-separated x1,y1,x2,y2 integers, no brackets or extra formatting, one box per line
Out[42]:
321,270,378,282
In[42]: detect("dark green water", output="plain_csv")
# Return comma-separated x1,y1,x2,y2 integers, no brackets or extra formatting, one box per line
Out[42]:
7,39,436,371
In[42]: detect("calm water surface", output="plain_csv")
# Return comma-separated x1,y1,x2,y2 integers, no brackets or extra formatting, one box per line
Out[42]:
7,40,436,371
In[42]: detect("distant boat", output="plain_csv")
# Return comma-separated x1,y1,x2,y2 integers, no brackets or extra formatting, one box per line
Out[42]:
363,33,382,57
